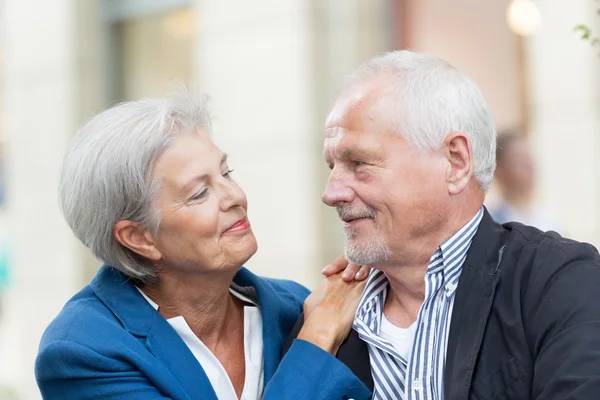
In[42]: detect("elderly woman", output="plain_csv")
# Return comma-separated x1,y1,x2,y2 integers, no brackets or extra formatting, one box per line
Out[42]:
35,90,371,400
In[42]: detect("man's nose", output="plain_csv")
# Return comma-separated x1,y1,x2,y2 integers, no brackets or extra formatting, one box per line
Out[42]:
322,168,355,207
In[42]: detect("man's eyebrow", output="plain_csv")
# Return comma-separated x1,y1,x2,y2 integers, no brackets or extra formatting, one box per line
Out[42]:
324,146,373,161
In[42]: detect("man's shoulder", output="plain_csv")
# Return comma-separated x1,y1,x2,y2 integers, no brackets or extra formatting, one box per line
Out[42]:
501,222,600,284
506,222,598,258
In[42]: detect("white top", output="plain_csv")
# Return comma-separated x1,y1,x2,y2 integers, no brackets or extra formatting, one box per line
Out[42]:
137,287,264,400
379,313,418,360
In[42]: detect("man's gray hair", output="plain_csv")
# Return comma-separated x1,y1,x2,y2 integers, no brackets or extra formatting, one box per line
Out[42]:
342,50,496,190
59,89,212,282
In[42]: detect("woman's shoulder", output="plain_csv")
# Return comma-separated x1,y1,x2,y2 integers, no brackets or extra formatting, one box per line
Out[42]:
261,277,311,302
35,278,150,385
39,284,123,348
235,267,311,304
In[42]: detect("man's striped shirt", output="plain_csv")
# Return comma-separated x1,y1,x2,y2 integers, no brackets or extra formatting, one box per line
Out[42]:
353,208,484,399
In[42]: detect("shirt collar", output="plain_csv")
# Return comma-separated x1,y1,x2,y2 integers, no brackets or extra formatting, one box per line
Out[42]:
438,207,484,297
356,206,484,320
356,269,388,322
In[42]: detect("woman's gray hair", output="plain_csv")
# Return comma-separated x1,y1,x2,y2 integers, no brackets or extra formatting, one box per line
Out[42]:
342,50,497,190
59,89,212,282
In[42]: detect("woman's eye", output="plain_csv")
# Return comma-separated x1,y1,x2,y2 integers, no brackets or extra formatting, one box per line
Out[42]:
189,188,209,202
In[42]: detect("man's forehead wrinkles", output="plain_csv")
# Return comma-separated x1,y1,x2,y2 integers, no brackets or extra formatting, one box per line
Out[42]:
324,139,377,163
323,137,347,162
323,139,339,160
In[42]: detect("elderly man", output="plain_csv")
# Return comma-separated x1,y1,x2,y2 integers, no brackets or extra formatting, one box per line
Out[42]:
285,50,600,399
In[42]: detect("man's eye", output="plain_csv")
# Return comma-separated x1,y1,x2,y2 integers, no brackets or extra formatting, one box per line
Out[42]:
223,169,234,179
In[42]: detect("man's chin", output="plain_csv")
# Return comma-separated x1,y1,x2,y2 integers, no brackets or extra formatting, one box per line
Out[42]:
344,249,383,266
344,239,391,266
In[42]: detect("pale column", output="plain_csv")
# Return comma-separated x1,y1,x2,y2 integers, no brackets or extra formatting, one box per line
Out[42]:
0,0,104,397
311,0,392,269
525,1,600,245
196,0,321,288
196,0,390,289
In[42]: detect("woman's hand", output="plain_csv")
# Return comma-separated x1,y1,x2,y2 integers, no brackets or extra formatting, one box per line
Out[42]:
297,272,367,355
321,255,370,282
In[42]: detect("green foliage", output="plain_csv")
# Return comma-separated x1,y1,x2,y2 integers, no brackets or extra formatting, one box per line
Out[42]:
574,24,593,40
574,2,600,56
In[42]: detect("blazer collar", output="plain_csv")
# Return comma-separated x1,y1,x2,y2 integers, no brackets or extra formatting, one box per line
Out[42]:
90,265,298,398
444,207,510,399
233,268,302,383
91,266,218,399
303,208,509,397
90,265,156,335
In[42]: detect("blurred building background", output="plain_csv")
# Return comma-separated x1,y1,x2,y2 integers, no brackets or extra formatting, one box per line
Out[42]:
0,0,597,398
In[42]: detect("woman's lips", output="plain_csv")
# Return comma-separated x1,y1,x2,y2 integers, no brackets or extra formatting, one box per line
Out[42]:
224,218,251,233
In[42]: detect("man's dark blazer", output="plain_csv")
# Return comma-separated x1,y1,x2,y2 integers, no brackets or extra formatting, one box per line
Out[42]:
283,209,600,399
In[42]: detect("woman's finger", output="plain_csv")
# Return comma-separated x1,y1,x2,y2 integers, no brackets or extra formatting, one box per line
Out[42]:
354,265,371,281
341,263,361,281
321,255,348,276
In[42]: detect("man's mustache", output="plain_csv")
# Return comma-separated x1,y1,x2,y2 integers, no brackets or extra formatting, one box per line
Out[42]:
336,205,376,222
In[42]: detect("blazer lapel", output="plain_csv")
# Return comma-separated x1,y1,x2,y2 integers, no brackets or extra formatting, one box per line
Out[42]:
145,319,219,400
337,329,374,390
282,313,374,391
233,268,302,385
444,209,509,399
91,265,218,400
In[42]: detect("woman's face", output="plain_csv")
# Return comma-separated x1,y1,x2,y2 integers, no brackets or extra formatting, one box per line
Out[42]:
149,130,257,275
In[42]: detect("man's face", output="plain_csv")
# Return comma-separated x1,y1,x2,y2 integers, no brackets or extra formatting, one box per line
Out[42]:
322,78,449,266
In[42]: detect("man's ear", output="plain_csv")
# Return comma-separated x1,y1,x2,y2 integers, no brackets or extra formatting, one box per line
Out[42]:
113,220,162,261
443,131,473,195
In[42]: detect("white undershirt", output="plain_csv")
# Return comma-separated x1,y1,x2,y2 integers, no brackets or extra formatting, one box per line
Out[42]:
379,313,418,360
137,287,264,400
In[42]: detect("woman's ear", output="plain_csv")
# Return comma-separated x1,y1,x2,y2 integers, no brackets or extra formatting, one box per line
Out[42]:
113,220,162,261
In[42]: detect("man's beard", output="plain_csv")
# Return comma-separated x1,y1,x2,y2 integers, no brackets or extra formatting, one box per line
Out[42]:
337,204,391,265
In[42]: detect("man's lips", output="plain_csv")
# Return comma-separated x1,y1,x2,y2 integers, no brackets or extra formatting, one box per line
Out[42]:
343,217,371,225
224,218,251,233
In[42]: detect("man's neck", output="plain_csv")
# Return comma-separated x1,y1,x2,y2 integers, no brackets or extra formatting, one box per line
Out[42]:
378,203,482,328
381,263,428,328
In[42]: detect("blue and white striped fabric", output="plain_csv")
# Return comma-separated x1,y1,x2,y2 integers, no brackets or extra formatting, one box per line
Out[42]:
353,208,484,400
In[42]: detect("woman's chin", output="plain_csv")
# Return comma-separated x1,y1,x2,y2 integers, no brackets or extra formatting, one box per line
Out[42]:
231,234,258,268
